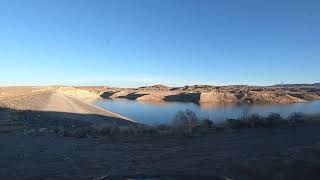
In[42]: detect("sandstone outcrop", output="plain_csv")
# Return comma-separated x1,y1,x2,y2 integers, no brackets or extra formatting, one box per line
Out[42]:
79,83,320,105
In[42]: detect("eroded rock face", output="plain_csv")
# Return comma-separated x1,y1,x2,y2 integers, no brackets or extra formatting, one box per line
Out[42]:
199,92,238,103
100,91,116,99
135,91,175,101
138,84,170,91
94,84,320,105
241,91,306,104
164,92,200,103
289,92,320,101
102,91,131,99
118,93,149,100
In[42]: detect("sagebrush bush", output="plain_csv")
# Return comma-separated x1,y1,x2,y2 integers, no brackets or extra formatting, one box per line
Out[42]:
289,112,305,126
96,127,111,136
267,113,281,121
109,126,120,135
201,118,213,127
41,110,311,138
171,109,199,136
156,124,170,131
199,118,214,133
248,114,263,128
265,113,283,126
71,127,93,138
227,113,282,128
226,118,248,128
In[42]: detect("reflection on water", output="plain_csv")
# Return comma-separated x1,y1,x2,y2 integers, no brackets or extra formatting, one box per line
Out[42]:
91,98,320,125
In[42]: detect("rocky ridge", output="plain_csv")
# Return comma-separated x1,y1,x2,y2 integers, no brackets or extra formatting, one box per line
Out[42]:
80,83,320,104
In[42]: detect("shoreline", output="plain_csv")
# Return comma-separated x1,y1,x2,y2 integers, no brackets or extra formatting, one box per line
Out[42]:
87,84,320,105
68,95,135,123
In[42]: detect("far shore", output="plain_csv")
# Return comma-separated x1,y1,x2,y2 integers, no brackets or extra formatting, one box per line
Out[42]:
75,83,320,105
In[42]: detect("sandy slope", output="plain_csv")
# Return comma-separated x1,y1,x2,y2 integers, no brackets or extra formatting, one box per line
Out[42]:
43,91,133,123
0,88,133,125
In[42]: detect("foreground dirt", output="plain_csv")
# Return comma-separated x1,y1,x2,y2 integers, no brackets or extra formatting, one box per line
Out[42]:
1,125,320,180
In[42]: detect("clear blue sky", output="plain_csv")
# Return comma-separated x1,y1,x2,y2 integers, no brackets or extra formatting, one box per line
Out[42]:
0,0,319,87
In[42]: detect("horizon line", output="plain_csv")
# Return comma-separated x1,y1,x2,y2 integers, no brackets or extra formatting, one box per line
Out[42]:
0,82,319,88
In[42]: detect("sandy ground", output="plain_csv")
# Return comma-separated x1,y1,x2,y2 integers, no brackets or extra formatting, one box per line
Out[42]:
0,87,133,125
42,91,133,123
0,86,54,99
0,125,320,179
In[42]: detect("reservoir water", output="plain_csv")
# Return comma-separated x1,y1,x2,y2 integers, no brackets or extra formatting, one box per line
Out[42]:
91,98,320,125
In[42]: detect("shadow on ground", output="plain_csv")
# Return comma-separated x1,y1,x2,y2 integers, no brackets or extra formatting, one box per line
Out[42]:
0,107,133,131
164,93,200,103
100,91,117,99
118,93,149,100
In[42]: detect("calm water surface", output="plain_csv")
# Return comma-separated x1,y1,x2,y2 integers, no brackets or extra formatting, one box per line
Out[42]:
91,98,320,125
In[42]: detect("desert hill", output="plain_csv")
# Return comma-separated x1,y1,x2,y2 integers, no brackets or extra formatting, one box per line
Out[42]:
89,83,320,104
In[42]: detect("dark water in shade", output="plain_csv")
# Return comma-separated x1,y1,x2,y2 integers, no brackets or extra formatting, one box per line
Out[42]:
90,98,320,125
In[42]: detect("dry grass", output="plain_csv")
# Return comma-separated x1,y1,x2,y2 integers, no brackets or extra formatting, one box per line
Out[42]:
2,107,320,138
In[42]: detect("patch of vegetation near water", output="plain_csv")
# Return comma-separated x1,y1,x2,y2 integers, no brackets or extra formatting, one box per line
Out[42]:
4,108,320,138
222,112,306,129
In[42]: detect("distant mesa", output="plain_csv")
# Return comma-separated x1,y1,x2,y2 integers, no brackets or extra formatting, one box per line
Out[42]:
138,84,169,91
